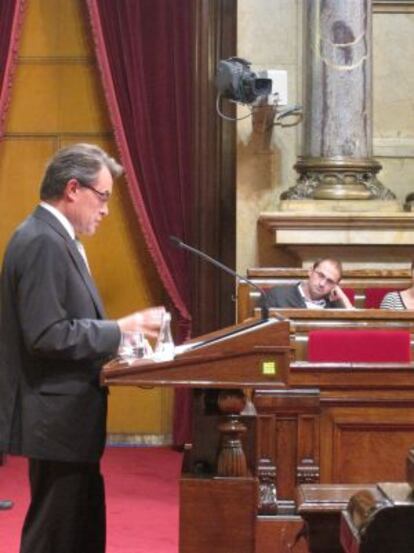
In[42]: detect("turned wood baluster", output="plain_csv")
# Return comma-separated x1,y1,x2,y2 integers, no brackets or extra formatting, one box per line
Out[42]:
216,390,249,477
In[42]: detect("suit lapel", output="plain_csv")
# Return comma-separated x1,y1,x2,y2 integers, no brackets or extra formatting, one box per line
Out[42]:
293,283,307,308
33,206,106,318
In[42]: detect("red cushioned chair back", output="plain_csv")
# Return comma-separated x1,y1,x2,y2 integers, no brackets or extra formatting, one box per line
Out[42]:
364,288,399,309
342,288,355,306
307,329,411,363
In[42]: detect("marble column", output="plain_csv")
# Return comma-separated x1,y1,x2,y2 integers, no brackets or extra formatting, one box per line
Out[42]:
282,0,394,200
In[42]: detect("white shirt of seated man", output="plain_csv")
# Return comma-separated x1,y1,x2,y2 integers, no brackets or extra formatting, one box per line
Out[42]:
298,283,327,309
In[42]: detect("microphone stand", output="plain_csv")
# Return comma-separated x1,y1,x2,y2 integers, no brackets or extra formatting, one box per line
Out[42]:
170,236,286,477
170,236,283,321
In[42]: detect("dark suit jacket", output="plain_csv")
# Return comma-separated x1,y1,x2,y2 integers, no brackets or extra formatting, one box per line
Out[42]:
0,206,120,462
264,283,343,309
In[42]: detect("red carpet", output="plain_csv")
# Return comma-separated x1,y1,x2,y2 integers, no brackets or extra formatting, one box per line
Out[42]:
0,447,182,553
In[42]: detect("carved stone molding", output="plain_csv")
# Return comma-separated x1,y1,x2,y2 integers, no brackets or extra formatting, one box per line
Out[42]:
260,212,414,231
283,157,395,201
373,1,414,14
258,211,414,263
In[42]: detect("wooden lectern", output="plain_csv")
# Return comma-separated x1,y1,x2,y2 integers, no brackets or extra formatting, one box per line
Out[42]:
103,317,290,389
102,317,291,553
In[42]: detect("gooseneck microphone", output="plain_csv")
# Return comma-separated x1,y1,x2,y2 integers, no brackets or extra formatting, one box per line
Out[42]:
170,236,283,321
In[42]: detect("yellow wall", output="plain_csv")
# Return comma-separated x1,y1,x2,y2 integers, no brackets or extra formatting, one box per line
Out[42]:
0,0,172,440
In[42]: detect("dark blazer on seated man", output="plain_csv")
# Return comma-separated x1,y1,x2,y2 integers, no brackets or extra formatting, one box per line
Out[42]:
264,258,354,310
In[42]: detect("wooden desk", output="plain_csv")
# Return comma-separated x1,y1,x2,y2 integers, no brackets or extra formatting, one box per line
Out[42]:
264,309,414,360
255,361,414,509
296,484,384,553
103,321,414,553
297,481,414,553
184,361,414,553
340,482,414,553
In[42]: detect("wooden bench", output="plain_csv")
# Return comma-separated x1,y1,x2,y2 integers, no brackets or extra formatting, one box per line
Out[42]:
237,268,412,322
261,309,414,361
296,483,384,553
296,451,414,553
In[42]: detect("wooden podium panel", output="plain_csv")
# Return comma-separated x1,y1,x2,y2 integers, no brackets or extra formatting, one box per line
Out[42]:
180,476,257,553
102,318,291,389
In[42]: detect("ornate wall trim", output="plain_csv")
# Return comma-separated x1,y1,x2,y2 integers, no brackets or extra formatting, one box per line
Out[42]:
374,1,414,13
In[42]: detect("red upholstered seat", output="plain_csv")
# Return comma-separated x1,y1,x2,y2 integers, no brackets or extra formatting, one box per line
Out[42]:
342,288,355,306
364,287,399,308
307,329,411,363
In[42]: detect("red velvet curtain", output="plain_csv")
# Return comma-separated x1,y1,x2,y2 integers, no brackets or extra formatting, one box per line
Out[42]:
86,0,194,444
0,0,26,464
0,0,26,137
86,0,193,330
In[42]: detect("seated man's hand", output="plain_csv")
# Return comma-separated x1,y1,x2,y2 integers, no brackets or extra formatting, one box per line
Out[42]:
329,286,355,309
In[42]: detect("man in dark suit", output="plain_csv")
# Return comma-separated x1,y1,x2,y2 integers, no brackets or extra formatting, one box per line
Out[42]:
0,144,164,553
264,258,354,309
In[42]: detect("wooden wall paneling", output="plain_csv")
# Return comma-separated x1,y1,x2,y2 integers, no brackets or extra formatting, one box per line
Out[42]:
19,0,90,57
255,389,321,508
0,138,56,257
255,516,309,553
192,0,237,335
256,414,278,514
297,413,321,485
275,417,298,503
327,407,414,483
7,64,110,134
257,414,277,462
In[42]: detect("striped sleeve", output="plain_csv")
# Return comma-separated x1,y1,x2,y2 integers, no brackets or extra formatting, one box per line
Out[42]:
380,291,405,310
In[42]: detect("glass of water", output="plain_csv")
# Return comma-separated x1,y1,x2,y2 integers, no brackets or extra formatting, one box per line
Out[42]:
119,331,145,361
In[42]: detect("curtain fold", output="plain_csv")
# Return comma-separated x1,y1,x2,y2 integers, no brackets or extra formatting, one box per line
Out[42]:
0,0,26,465
0,0,26,138
86,0,194,444
86,0,193,334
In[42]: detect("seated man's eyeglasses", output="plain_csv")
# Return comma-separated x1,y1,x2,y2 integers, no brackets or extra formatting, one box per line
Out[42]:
313,269,338,287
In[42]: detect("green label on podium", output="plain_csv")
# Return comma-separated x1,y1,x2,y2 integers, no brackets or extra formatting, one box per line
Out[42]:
262,360,277,375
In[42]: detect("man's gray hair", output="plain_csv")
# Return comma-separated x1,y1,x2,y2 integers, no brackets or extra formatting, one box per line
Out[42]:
40,143,123,200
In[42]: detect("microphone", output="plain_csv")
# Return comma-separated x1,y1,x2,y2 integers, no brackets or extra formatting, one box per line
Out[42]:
170,236,283,321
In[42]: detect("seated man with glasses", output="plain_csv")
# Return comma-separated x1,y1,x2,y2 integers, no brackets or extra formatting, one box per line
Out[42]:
263,258,354,309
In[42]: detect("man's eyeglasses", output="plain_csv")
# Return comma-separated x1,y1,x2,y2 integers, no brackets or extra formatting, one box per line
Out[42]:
78,181,111,202
313,269,338,287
